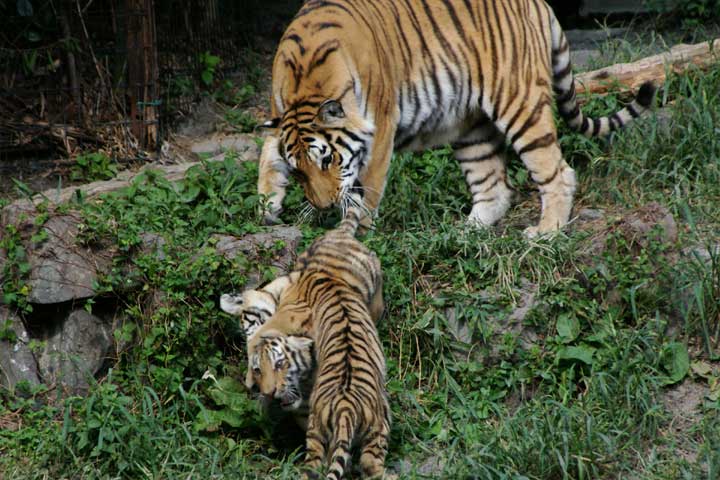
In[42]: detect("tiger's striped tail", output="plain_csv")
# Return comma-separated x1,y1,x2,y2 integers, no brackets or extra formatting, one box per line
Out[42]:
550,16,657,137
325,410,355,480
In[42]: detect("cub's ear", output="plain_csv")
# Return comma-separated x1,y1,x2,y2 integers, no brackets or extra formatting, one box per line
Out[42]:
287,335,314,351
259,328,283,340
245,367,256,391
316,100,345,124
259,117,281,129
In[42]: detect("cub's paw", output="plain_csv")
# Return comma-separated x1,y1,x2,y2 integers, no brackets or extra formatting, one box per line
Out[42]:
262,213,281,226
220,293,244,315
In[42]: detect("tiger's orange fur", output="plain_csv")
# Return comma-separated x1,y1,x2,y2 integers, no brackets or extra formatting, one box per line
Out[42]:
258,0,655,236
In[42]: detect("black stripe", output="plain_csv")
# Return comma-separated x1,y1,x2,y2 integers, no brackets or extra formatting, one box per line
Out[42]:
553,62,572,80
481,0,498,96
308,42,340,74
418,0,460,65
535,168,558,186
518,133,555,155
314,21,342,31
492,78,504,122
510,97,549,145
469,171,494,188
500,1,519,105
461,0,479,29
581,116,590,133
282,33,306,55
295,0,355,20
440,0,469,45
457,145,503,163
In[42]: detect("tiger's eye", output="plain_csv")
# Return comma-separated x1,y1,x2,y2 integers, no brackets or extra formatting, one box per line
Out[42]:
321,155,332,170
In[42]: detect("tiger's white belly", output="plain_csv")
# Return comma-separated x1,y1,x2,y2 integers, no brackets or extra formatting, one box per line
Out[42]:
399,119,471,152
393,80,482,152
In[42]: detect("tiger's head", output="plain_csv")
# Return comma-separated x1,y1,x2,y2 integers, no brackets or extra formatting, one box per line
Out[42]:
219,290,276,339
265,96,373,211
245,330,314,411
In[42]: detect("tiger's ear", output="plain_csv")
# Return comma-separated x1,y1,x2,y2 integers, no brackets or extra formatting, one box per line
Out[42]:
287,335,313,351
316,100,345,124
259,117,281,130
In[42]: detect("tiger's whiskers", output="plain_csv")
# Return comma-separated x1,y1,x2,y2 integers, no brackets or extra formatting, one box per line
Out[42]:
295,202,317,226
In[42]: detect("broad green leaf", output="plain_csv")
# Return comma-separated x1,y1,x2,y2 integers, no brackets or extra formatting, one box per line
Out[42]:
691,360,713,378
556,345,595,365
661,342,690,384
180,184,201,203
556,314,580,343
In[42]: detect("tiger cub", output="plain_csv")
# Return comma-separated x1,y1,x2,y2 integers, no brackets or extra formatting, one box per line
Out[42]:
244,210,390,479
257,0,656,236
220,276,314,427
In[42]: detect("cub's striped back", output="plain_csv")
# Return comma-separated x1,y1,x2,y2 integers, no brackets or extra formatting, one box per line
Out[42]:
238,217,387,479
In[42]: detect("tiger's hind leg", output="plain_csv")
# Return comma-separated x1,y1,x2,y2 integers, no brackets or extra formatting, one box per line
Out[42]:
302,413,326,480
452,116,514,227
359,411,390,479
358,431,389,479
498,94,576,237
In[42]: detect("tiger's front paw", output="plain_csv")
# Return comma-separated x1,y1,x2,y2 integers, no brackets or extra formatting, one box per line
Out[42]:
523,225,561,240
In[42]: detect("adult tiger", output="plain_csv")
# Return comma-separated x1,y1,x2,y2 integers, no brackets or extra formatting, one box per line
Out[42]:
257,0,656,236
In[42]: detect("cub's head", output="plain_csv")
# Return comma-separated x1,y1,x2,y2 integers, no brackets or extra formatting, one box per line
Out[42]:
245,331,314,411
220,290,276,339
265,97,373,211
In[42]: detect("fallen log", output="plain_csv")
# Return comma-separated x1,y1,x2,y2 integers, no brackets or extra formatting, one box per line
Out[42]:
575,38,720,97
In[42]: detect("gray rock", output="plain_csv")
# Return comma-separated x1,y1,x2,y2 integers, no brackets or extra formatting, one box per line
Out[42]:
577,208,605,221
140,232,166,261
37,309,113,395
27,214,113,304
393,454,445,476
565,28,629,49
683,245,720,264
625,203,678,247
495,279,540,352
445,307,473,345
188,133,260,161
571,49,600,71
175,97,221,138
580,1,649,16
444,279,540,364
654,106,673,133
210,226,302,288
0,307,41,391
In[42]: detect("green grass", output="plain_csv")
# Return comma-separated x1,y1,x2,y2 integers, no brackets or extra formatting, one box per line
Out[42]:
2,39,720,480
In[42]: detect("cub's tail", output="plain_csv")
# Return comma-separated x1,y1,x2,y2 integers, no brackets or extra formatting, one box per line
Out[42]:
336,203,362,236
